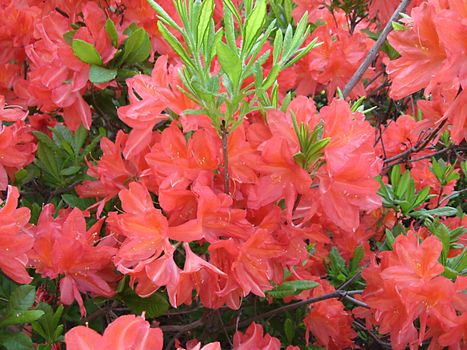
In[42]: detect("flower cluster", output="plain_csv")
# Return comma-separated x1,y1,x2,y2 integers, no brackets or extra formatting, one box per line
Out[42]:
0,0,465,349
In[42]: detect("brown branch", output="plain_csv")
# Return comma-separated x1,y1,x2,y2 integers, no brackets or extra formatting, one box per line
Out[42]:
342,0,412,98
382,145,466,170
353,320,392,348
227,289,365,331
382,119,447,169
161,318,205,333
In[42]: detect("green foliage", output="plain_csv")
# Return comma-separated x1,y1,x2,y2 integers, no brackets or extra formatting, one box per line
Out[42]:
266,280,319,298
430,158,460,186
382,224,407,250
325,245,364,287
378,165,436,217
32,304,64,347
291,115,330,171
28,125,102,191
426,221,467,278
89,65,118,84
121,28,152,65
117,284,169,318
70,22,152,83
72,39,103,65
0,284,45,350
147,0,320,134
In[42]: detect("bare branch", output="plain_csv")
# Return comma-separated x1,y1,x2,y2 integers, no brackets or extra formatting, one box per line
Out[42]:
342,0,412,98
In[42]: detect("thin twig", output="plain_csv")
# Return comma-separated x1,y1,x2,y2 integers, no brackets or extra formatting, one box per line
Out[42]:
354,320,392,348
382,119,447,169
161,318,205,333
342,0,412,98
227,290,364,331
337,271,362,291
216,310,233,347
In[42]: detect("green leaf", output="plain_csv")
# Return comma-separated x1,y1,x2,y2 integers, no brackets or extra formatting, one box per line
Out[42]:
60,166,81,176
391,21,407,31
105,19,119,48
267,280,319,298
0,333,33,350
390,165,401,188
32,131,56,150
349,245,364,273
120,290,169,318
32,303,64,344
71,39,103,65
385,228,395,250
89,65,118,84
122,28,151,65
197,0,214,49
223,0,241,23
147,0,183,31
413,186,431,208
329,247,346,271
0,310,45,327
284,318,295,343
62,194,95,210
262,64,281,90
410,207,458,220
51,124,74,156
242,0,267,56
72,126,87,155
7,285,36,313
280,280,319,290
395,170,411,198
272,29,283,64
216,41,242,90
63,30,77,45
157,22,194,69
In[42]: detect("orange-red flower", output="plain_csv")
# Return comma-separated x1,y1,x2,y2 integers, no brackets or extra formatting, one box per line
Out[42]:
65,314,163,350
0,185,33,284
29,206,117,316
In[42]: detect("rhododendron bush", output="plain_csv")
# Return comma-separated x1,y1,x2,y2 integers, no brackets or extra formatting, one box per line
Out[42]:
0,0,466,348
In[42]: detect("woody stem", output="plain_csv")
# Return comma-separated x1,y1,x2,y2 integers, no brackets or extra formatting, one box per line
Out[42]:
227,289,366,331
342,0,412,99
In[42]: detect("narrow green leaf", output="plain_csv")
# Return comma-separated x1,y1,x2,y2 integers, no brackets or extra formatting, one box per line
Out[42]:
242,0,267,56
223,0,241,23
105,19,119,48
390,165,401,187
0,310,44,327
147,0,183,31
197,0,214,49
284,318,295,343
272,29,283,64
413,186,431,208
72,126,87,155
262,64,281,90
349,244,364,273
60,166,81,176
158,22,195,69
32,131,56,150
217,41,242,89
